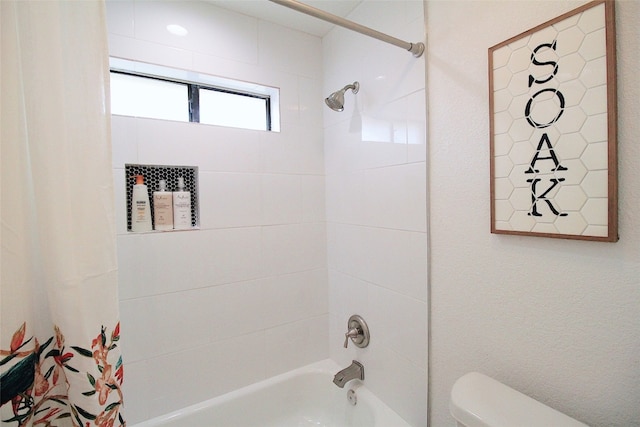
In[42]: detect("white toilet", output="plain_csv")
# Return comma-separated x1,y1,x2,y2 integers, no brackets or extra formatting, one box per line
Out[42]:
450,372,589,427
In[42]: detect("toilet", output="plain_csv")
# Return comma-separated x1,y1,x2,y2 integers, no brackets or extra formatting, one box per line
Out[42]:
450,372,588,427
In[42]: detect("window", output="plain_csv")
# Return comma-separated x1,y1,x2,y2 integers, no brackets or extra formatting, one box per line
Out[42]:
110,73,189,122
109,58,279,132
198,88,270,131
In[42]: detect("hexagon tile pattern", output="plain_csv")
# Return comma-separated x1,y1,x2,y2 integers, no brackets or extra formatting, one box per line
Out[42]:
125,164,199,231
492,3,609,237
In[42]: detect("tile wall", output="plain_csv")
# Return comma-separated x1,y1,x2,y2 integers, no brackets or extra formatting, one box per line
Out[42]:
322,2,428,426
106,1,327,423
107,1,428,425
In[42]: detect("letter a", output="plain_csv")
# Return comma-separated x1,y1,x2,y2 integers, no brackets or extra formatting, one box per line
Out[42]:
525,133,567,174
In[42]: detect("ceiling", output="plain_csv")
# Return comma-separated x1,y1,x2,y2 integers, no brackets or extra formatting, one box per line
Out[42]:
206,0,362,37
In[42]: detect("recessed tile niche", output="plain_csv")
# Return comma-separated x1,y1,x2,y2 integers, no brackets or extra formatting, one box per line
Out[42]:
125,164,199,232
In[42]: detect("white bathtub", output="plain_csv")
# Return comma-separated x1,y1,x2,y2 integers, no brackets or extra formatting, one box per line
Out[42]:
132,359,411,427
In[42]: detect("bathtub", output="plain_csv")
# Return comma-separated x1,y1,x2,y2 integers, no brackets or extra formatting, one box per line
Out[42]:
132,359,411,427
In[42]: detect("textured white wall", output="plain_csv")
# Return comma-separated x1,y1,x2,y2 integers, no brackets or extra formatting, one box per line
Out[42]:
106,1,327,424
426,1,640,426
323,2,428,426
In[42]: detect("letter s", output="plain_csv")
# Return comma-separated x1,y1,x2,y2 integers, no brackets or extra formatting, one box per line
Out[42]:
528,40,558,88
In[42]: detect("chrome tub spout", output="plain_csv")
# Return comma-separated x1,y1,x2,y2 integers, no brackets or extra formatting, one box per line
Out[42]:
333,360,364,388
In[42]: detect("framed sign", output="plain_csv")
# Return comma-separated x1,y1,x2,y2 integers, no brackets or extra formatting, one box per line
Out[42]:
489,0,617,241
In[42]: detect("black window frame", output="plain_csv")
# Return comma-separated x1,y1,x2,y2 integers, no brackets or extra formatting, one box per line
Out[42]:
110,70,272,131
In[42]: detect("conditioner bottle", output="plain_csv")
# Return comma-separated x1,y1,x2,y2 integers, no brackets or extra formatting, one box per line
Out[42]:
131,175,152,232
153,179,173,231
172,177,192,230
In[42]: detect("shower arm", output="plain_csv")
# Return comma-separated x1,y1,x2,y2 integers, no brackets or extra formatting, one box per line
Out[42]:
268,0,425,58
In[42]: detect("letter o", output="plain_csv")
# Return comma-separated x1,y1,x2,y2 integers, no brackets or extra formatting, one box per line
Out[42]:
525,88,565,129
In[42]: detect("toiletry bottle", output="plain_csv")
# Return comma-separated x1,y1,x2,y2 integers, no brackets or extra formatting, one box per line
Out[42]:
131,175,152,232
153,179,173,231
172,177,192,230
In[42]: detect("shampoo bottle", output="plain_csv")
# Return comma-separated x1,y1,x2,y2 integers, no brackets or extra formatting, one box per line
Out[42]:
153,179,173,231
172,177,192,230
131,175,152,232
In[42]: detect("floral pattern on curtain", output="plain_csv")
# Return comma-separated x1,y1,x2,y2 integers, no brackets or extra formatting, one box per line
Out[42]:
1,0,125,426
1,323,124,426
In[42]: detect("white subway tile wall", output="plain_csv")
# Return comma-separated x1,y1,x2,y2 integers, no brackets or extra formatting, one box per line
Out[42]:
107,0,426,425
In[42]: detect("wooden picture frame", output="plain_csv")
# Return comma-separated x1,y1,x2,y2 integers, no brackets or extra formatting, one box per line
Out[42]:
489,0,618,241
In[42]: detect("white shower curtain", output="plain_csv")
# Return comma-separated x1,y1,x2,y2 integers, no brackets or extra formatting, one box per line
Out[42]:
1,1,125,426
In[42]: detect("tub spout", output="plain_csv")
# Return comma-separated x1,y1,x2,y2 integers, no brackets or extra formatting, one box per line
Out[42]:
333,360,364,388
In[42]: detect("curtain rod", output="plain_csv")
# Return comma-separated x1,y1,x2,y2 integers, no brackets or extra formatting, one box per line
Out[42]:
268,0,425,58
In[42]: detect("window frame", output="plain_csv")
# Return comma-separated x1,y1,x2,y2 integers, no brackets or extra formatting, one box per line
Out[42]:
109,58,279,132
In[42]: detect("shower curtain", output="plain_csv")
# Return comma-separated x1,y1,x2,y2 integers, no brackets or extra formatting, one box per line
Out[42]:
1,1,125,426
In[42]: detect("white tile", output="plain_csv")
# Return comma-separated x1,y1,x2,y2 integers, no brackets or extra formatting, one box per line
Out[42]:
135,118,262,173
261,223,326,276
577,3,605,34
580,56,607,88
582,170,608,198
556,106,587,134
581,85,607,115
120,359,150,425
201,228,265,285
494,177,514,200
325,172,364,224
151,290,208,351
328,270,370,323
554,212,588,235
198,127,263,173
146,332,266,418
258,269,328,329
133,1,258,64
495,200,515,222
361,227,428,301
300,175,326,223
264,315,329,378
581,197,608,226
107,34,193,70
580,113,608,143
110,113,138,169
368,285,427,369
119,297,158,362
324,120,363,174
362,163,427,232
325,223,369,278
199,172,262,229
365,347,427,427
556,185,588,211
151,280,265,351
261,174,302,225
360,99,408,169
260,123,324,175
118,228,263,299
202,332,267,395
583,224,608,237
298,77,323,128
407,90,427,163
258,20,322,80
192,53,258,83
278,74,301,127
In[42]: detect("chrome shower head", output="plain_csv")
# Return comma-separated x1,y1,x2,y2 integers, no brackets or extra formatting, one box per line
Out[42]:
325,81,359,112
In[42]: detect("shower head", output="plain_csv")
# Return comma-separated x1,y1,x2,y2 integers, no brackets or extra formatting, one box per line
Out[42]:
325,81,359,112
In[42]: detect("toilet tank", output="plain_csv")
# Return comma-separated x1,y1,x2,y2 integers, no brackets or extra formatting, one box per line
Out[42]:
450,372,588,427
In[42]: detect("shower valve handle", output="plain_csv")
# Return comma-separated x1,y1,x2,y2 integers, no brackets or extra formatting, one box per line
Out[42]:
342,315,370,349
343,328,360,348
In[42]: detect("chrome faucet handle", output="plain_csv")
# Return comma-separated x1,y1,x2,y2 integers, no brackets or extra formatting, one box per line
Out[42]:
342,315,370,349
343,328,360,348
